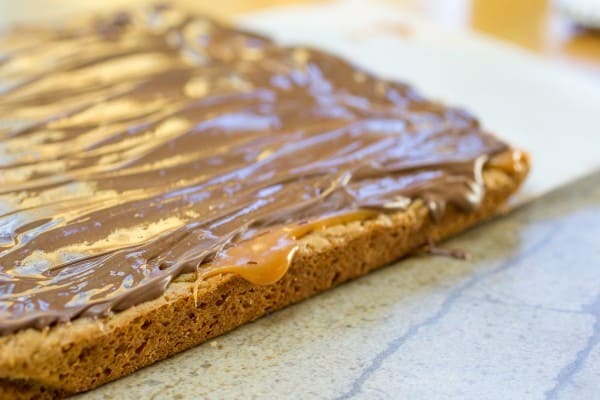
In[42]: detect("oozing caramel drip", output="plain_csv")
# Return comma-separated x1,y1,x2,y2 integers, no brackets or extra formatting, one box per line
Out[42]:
0,5,514,334
202,210,378,285
487,149,529,175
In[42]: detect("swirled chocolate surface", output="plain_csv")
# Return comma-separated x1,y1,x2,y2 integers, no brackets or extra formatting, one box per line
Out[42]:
0,6,509,334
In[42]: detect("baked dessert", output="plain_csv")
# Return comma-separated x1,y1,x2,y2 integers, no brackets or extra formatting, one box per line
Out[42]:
0,5,529,399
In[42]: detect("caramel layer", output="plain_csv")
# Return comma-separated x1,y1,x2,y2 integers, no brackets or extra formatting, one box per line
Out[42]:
201,210,378,285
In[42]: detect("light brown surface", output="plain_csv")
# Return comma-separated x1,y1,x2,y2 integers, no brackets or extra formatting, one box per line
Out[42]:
391,0,600,74
2,0,597,74
0,154,529,399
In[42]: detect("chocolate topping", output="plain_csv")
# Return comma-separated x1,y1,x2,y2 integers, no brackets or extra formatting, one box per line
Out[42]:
0,6,508,334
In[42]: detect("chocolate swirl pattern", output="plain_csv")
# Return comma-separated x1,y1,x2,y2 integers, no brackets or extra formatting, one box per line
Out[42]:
0,6,508,334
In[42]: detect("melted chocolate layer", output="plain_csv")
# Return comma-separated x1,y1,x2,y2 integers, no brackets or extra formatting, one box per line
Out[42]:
0,6,508,334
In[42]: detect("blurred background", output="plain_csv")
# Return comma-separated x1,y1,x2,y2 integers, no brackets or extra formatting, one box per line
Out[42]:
1,0,599,76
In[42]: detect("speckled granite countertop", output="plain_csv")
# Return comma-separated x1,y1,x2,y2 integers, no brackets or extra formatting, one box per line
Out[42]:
77,173,600,399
